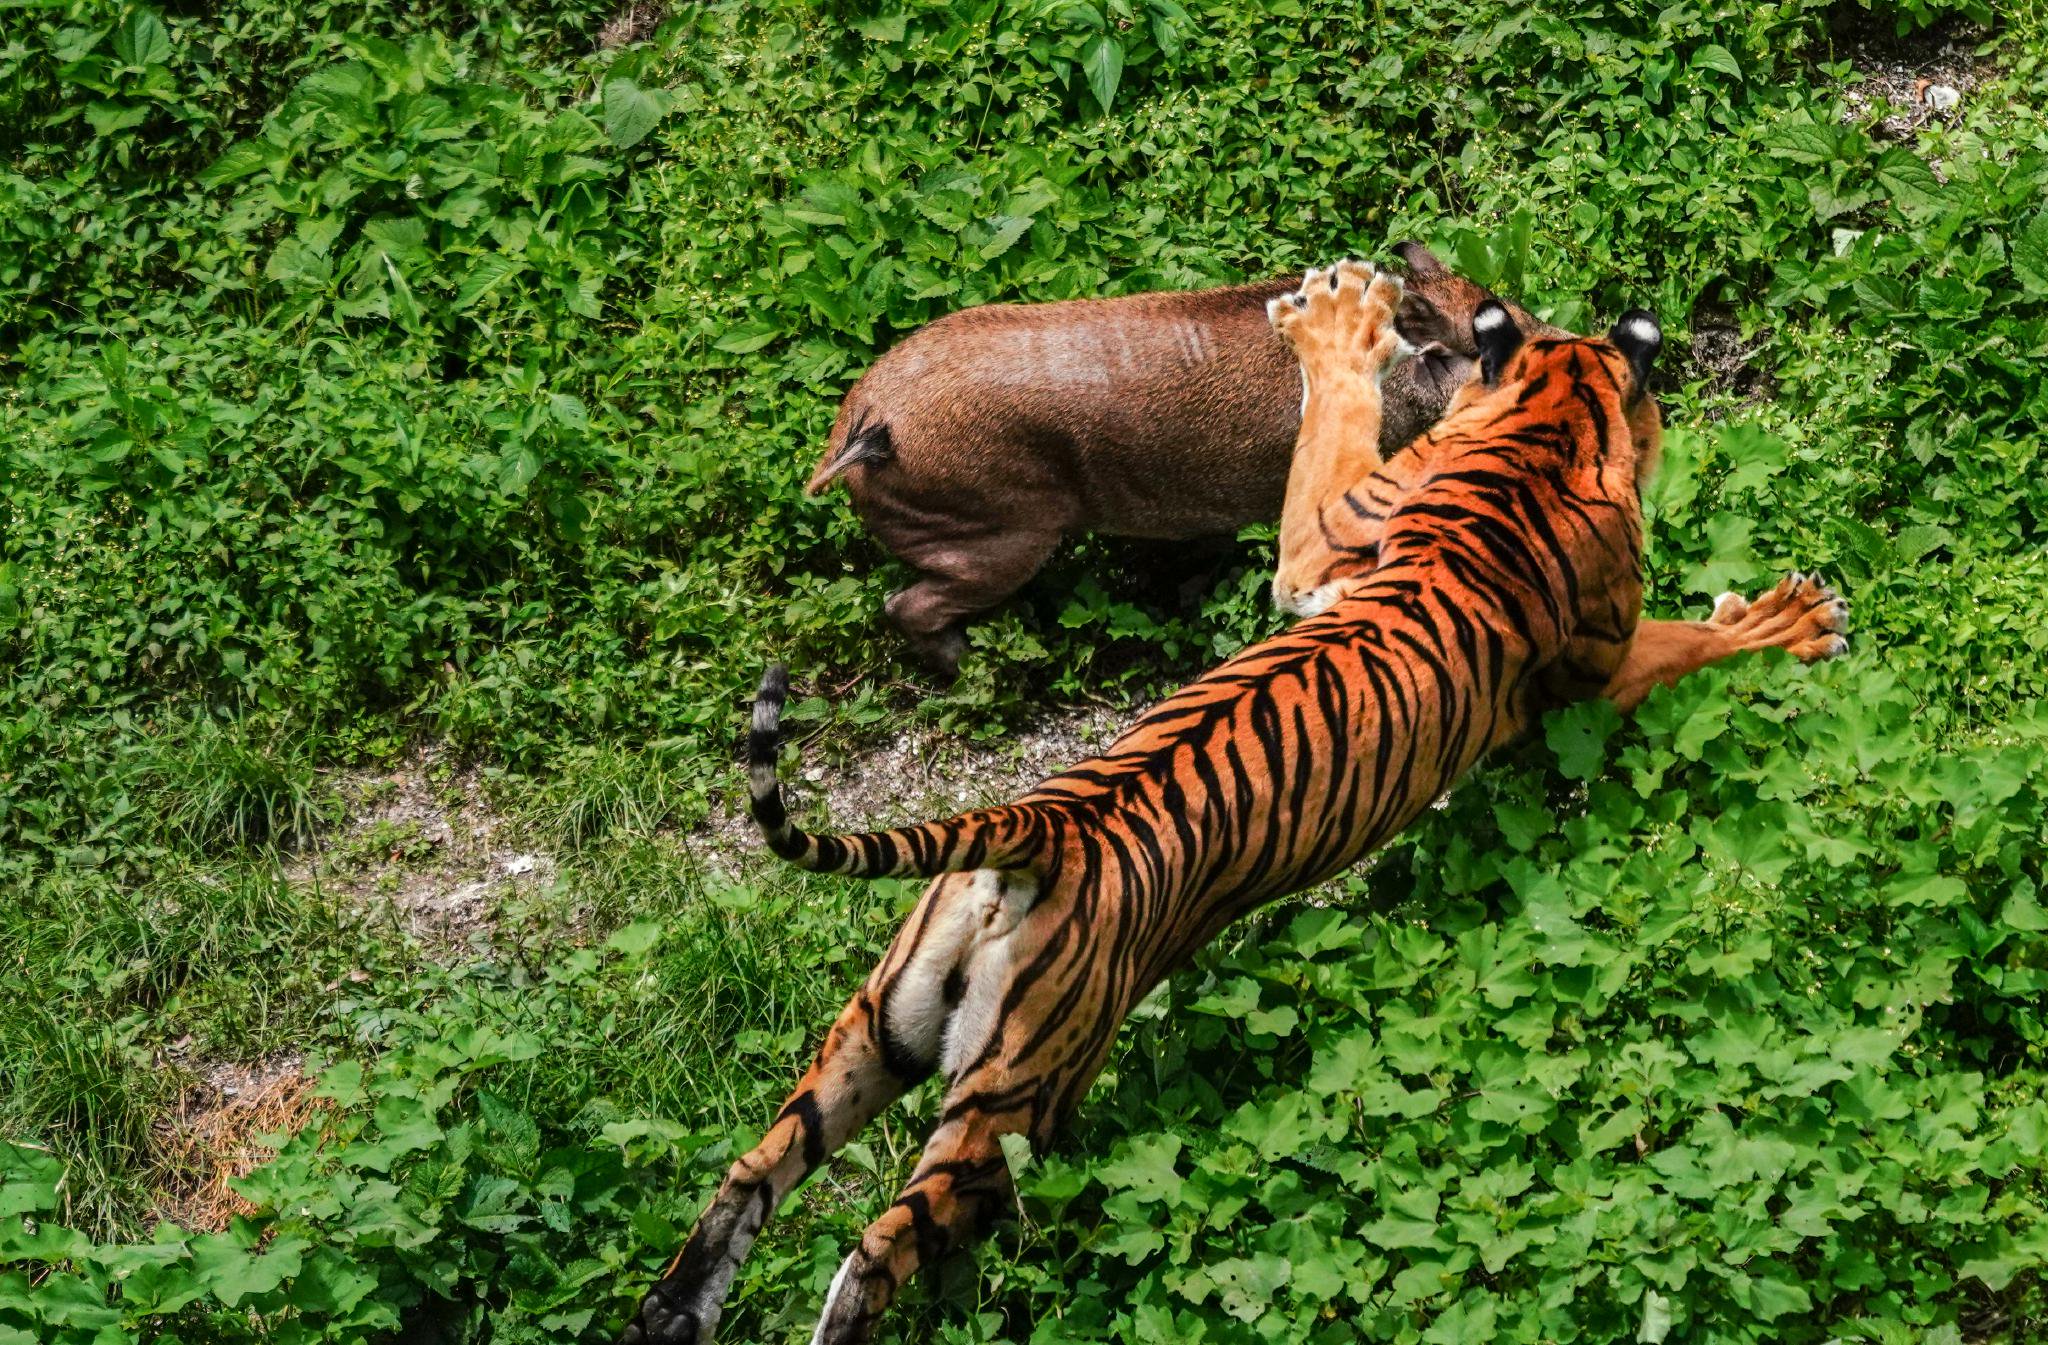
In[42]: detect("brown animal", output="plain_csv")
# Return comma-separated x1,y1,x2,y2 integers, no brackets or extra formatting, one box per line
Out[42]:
806,244,1550,674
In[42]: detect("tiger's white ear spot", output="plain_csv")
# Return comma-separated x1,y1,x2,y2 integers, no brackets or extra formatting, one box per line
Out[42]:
1620,314,1661,346
1472,306,1509,332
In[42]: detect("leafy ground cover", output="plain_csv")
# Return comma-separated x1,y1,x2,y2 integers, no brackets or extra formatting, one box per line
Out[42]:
2,0,2046,1341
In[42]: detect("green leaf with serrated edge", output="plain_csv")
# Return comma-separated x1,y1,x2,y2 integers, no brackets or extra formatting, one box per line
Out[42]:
713,323,778,354
456,254,524,309
114,10,171,66
1095,1134,1181,1203
979,215,1033,261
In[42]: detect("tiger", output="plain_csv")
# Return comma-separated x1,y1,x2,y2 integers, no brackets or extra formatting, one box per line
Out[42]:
616,264,1849,1345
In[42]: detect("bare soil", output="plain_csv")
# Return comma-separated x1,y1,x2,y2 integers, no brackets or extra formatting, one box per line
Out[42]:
151,1055,321,1232
293,746,551,947
1828,12,1994,140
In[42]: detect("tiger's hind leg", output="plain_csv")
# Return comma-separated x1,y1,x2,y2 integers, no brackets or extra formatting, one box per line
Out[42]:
617,986,917,1345
808,894,1120,1345
619,870,1036,1345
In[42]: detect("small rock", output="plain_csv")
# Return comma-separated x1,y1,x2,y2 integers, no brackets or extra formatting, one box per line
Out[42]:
504,853,540,876
1925,83,1961,113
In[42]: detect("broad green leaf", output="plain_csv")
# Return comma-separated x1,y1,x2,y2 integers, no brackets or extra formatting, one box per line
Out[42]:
1204,1253,1290,1322
547,393,591,432
455,254,525,309
1096,1134,1182,1203
0,1143,62,1218
199,141,269,188
714,323,780,354
1546,699,1622,781
605,919,663,955
603,77,666,149
85,102,150,136
1692,44,1740,78
979,215,1034,261
2013,211,2048,293
1683,512,1759,596
1082,35,1124,111
114,10,172,66
1876,149,1947,218
853,12,907,41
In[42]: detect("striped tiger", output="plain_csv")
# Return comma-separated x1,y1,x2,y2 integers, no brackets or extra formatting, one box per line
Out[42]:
617,266,1848,1345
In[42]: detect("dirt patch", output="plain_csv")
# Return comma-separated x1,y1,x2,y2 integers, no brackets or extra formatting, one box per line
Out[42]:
1683,305,1778,415
1828,11,1994,139
598,3,666,50
698,699,1135,866
151,1056,323,1232
298,746,554,948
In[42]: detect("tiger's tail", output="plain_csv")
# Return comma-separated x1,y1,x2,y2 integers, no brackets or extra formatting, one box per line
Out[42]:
749,666,1050,877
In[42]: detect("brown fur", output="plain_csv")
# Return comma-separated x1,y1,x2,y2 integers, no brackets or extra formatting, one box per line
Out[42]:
809,244,1550,673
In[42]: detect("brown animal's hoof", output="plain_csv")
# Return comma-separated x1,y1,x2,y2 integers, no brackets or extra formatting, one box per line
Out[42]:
883,590,968,680
909,628,967,680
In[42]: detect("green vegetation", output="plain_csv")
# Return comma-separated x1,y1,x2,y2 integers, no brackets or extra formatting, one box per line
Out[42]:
3,0,2045,1341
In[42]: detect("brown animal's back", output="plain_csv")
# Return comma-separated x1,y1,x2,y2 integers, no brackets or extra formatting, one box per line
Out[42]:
802,252,1531,672
826,279,1302,537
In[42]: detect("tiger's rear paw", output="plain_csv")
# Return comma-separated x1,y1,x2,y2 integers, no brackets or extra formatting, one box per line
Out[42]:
1267,261,1411,380
1716,572,1850,662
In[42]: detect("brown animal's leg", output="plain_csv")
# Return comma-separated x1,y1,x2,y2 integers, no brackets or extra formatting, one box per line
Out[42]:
883,529,1063,677
1601,573,1850,713
622,872,1014,1345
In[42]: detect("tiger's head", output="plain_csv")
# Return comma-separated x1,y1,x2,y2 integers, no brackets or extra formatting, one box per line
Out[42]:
1456,298,1665,496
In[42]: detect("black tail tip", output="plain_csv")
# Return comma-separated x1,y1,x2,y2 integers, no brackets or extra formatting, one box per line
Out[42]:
758,664,789,704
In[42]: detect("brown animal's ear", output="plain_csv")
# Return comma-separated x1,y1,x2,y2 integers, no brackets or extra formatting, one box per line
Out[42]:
1473,300,1523,385
1394,241,1447,276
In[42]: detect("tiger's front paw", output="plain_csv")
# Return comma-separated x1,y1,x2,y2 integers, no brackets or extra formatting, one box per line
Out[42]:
1710,572,1850,662
1266,261,1411,382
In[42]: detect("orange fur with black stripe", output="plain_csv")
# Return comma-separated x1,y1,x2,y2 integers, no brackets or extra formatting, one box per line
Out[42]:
617,270,1846,1345
1269,263,1849,710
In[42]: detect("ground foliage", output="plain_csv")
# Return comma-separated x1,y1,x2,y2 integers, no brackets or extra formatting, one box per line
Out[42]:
2,0,2047,1341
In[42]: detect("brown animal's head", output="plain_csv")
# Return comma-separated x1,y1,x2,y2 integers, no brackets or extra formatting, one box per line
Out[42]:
1378,242,1559,450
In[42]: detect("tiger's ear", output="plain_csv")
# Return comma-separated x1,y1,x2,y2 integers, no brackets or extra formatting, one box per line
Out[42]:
1608,310,1661,394
1472,300,1522,386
